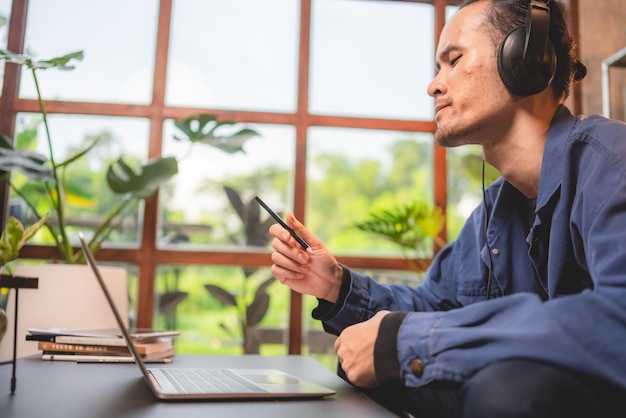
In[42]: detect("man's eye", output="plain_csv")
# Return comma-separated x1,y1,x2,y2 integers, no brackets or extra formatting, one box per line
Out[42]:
450,56,461,66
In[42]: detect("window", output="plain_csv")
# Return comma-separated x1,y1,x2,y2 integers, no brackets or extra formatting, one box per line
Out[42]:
20,0,158,104
1,0,462,357
309,0,434,120
0,0,10,93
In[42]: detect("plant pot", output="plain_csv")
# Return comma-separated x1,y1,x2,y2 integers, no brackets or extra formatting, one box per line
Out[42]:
0,263,128,361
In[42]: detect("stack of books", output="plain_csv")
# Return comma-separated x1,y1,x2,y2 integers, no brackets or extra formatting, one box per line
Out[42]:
26,327,180,363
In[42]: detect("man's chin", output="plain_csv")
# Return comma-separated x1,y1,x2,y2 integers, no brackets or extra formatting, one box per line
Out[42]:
435,130,465,148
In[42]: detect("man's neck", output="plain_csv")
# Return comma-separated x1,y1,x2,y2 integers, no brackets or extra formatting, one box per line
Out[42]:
483,101,559,199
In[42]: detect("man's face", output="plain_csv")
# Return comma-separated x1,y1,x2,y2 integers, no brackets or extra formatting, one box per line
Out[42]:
428,1,513,147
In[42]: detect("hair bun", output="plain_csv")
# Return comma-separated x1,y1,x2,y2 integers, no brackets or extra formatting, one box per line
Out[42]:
573,60,588,82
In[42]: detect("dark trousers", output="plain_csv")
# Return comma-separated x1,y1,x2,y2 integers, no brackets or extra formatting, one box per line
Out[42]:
350,359,626,418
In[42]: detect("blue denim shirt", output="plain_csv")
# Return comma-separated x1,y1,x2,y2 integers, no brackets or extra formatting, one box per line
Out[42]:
321,106,626,389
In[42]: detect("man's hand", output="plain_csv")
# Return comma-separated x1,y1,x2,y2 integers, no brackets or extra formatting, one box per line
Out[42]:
334,310,390,388
269,212,343,302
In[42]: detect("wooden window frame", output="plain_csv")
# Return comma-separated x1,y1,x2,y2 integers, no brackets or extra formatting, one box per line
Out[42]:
0,0,578,353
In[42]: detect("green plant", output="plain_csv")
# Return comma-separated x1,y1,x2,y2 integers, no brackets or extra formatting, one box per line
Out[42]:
353,199,446,272
0,132,53,270
203,186,276,353
166,115,270,352
0,49,178,263
0,215,48,271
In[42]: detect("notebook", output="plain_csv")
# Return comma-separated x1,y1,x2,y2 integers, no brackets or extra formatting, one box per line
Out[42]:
78,233,336,401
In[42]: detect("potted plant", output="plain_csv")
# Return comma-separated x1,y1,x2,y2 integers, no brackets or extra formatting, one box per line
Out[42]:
0,48,179,263
0,48,180,360
0,135,54,345
0,47,268,355
353,199,446,274
0,214,49,344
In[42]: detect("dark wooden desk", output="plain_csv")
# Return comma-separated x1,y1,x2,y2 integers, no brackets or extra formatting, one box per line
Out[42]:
0,354,398,418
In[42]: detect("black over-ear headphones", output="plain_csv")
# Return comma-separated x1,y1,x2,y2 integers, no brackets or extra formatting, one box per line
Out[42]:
497,0,556,96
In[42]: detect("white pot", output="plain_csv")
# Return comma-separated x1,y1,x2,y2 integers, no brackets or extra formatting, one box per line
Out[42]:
0,264,128,361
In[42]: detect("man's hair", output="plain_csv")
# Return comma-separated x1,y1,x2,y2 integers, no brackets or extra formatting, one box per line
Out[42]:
458,0,587,101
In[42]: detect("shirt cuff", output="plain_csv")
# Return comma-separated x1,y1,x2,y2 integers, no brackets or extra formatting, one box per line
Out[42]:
311,264,351,321
374,311,408,386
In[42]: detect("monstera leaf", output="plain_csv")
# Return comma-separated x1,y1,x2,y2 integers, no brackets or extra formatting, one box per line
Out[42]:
0,133,53,181
106,157,178,198
0,49,84,71
173,113,260,154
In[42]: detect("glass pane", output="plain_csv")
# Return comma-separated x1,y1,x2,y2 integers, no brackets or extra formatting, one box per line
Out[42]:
8,113,150,247
310,0,435,120
307,127,435,258
446,5,459,21
446,145,500,241
302,294,336,371
0,0,11,93
158,121,295,249
19,0,158,104
154,265,289,355
166,0,299,112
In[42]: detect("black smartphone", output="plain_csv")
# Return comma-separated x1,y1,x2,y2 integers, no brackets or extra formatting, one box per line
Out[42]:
254,196,310,251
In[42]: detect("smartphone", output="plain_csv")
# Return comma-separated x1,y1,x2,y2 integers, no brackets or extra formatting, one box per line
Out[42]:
254,196,310,252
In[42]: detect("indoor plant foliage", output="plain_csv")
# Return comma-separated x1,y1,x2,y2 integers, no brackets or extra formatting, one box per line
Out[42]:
353,199,446,273
0,49,178,263
0,134,52,345
0,214,49,345
0,131,54,261
203,186,276,353
0,214,49,271
167,115,273,353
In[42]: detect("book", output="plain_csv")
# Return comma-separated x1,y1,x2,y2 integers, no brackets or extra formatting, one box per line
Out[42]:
26,334,172,354
27,327,180,343
37,341,129,356
27,334,130,346
40,353,173,363
35,338,173,355
41,345,176,362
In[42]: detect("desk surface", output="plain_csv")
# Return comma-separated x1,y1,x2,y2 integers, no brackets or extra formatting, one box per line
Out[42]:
0,354,397,418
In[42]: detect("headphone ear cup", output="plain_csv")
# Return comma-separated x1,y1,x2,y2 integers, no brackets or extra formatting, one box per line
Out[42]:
497,26,556,96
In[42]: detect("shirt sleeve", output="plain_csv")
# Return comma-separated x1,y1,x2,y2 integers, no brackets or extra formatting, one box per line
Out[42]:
374,311,408,386
311,264,352,322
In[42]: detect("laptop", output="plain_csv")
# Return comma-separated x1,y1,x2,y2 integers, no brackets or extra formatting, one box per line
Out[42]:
78,233,336,401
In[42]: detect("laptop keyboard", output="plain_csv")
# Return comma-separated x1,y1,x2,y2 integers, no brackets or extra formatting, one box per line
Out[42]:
158,368,268,394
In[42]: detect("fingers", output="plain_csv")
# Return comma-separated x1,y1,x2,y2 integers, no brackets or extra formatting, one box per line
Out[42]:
333,321,379,389
284,212,307,236
269,230,311,286
270,263,300,284
269,222,309,254
335,337,376,388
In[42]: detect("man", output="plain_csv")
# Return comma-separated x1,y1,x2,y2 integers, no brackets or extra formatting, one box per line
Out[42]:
268,0,626,417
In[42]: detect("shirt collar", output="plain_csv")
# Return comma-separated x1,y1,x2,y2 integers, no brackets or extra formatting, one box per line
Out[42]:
536,105,578,210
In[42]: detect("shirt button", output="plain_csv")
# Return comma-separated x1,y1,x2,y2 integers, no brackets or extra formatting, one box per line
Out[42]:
492,248,500,255
409,358,424,376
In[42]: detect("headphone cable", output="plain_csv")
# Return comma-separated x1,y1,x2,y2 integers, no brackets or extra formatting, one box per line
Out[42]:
482,159,494,300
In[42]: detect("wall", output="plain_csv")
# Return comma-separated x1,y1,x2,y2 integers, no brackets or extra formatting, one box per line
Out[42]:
578,0,626,120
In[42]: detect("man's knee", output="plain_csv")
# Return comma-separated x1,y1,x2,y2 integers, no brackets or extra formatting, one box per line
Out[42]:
461,360,601,418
